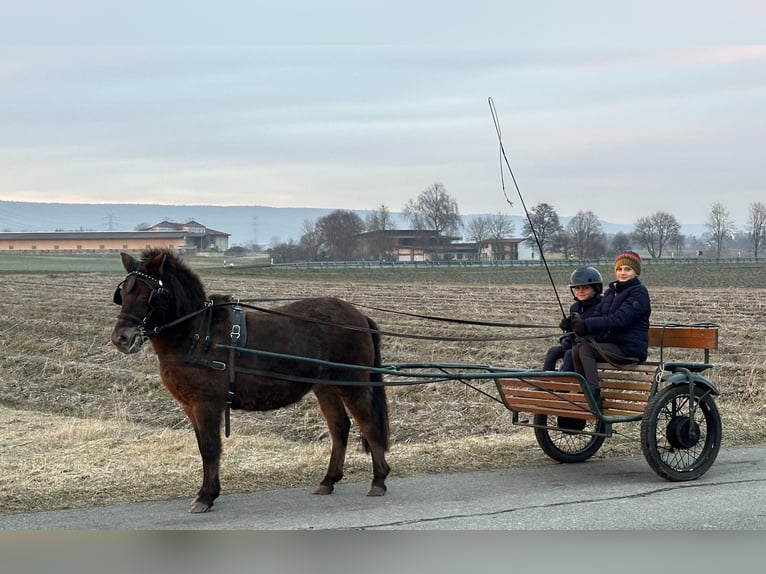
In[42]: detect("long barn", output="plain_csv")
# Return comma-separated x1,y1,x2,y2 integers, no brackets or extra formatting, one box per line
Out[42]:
0,220,229,254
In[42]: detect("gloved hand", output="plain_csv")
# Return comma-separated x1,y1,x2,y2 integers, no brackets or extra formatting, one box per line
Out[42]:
559,316,572,332
571,313,587,336
559,334,574,350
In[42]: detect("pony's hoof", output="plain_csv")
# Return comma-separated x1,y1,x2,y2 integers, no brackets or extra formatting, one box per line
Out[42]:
366,485,387,496
312,484,334,495
189,498,213,513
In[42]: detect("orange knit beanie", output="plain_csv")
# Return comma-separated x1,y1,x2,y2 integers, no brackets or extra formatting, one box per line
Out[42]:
614,250,641,276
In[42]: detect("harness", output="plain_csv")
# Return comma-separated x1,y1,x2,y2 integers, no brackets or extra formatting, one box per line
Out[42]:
113,267,562,437
114,268,248,436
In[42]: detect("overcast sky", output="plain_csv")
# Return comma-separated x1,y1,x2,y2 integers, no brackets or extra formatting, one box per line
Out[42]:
1,1,764,227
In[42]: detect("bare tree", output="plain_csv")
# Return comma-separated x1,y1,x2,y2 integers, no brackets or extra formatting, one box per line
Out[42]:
566,210,606,260
555,229,573,260
610,232,633,256
487,212,515,238
466,213,514,260
403,182,462,236
706,202,736,259
268,239,307,263
364,204,397,260
465,216,492,259
365,203,395,232
670,233,686,258
316,210,365,261
521,202,562,257
299,219,322,261
632,211,681,259
747,201,766,259
487,213,515,261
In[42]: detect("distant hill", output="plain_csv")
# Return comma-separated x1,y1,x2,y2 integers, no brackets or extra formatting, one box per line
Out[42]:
0,201,347,247
0,200,707,247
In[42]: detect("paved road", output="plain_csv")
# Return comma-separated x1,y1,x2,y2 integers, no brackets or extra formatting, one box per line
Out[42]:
2,445,765,530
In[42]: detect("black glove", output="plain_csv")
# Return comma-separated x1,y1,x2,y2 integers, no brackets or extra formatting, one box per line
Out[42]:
559,334,574,350
571,313,587,336
559,316,572,332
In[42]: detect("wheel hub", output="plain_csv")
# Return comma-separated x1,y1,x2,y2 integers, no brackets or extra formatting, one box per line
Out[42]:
558,416,587,434
666,416,701,449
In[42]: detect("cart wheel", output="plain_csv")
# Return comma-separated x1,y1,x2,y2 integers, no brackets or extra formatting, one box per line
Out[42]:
533,414,606,463
640,384,722,481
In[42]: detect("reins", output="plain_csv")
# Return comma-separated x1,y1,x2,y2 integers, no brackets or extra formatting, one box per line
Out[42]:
352,303,555,330
232,301,558,342
127,298,559,343
115,276,560,343
200,296,557,331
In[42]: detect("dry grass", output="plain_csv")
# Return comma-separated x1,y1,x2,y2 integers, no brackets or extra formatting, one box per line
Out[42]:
1,266,766,515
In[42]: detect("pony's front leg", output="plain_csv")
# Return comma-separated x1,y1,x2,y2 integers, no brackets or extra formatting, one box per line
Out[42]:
185,402,223,513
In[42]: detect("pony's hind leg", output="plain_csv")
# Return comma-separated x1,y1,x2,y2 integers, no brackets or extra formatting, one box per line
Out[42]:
313,391,351,495
343,387,390,496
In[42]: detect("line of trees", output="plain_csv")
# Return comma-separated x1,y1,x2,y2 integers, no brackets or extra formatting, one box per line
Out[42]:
522,200,765,260
266,182,766,263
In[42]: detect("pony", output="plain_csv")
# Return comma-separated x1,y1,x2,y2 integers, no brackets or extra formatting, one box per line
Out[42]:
110,247,390,513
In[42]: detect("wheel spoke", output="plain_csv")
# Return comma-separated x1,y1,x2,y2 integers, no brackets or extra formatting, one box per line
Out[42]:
534,414,606,463
641,385,721,480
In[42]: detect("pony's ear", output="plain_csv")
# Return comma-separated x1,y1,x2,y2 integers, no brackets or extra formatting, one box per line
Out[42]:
120,252,137,272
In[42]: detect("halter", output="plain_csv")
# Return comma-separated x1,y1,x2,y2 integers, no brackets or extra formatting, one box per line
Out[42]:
113,269,171,337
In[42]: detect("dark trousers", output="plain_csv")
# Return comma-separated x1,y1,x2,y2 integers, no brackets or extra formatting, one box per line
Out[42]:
544,346,574,371
571,341,633,391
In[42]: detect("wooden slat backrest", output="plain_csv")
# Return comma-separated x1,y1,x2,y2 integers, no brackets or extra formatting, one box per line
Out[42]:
648,325,718,350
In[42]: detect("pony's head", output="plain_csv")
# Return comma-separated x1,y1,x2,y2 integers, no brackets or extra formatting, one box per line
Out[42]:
111,248,206,353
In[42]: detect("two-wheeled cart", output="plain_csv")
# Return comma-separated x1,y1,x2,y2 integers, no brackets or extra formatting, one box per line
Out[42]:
378,323,721,481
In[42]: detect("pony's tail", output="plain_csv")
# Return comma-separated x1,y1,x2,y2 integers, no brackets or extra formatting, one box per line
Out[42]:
365,316,390,452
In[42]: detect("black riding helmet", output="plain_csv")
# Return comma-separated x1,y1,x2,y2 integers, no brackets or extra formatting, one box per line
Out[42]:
568,266,603,297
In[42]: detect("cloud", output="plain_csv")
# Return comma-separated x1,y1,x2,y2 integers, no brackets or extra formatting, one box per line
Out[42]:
0,8,764,228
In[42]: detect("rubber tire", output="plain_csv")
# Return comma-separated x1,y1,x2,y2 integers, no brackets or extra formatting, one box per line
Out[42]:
640,384,722,481
533,413,607,463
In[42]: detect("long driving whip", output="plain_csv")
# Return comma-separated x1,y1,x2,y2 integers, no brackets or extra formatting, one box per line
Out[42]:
488,96,566,318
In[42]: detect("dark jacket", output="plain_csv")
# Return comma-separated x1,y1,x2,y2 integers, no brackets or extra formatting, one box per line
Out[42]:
580,277,651,361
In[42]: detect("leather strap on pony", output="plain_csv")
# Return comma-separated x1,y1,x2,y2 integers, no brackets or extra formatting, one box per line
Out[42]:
224,304,247,437
180,302,247,437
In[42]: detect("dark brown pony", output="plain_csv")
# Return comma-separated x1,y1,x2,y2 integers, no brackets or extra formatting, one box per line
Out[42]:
110,247,390,513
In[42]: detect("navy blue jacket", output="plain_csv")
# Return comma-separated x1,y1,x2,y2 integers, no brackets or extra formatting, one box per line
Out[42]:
580,277,651,361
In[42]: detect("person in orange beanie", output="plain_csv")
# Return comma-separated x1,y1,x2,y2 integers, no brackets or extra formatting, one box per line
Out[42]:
570,250,651,407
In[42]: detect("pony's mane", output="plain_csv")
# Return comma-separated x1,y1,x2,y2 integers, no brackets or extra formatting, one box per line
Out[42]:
139,248,208,312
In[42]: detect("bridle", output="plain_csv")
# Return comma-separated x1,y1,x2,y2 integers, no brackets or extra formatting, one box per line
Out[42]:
113,269,173,337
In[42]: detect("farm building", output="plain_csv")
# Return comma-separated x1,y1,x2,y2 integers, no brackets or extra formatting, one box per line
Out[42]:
0,220,229,254
355,229,524,262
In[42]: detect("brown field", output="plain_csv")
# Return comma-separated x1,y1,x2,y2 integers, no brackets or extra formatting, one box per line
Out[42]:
1,262,765,514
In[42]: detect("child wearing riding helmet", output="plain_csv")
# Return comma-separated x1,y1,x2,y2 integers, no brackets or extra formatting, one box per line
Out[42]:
570,251,652,406
543,266,603,372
